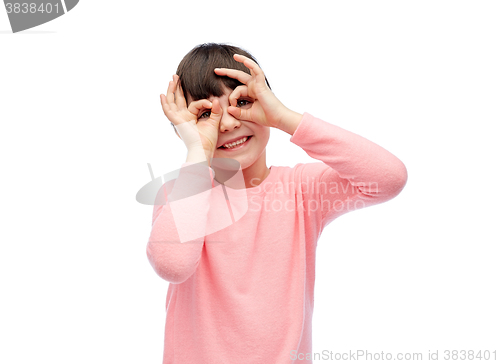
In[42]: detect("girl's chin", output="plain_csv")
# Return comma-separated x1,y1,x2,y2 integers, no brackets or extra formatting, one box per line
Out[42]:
213,153,250,168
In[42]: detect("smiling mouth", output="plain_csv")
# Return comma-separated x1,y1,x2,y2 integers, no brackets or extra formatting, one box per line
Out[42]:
218,136,252,149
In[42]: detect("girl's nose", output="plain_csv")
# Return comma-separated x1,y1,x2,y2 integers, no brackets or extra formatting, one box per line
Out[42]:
219,107,241,132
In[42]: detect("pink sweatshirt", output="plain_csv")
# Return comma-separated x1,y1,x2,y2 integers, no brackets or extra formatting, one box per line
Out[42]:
146,113,407,363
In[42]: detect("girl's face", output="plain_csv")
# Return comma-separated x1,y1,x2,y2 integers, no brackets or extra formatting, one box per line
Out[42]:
194,86,270,174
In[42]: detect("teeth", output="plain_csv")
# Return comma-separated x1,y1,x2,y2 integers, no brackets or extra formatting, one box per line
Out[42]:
223,136,248,149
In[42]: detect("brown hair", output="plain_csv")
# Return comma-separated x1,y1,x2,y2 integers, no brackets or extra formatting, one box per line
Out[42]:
176,43,271,103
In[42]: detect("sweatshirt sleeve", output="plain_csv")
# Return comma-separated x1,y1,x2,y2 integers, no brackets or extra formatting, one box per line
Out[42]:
289,112,408,230
146,162,214,284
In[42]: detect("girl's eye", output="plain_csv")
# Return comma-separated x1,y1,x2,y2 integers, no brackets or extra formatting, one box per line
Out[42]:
237,99,252,107
199,111,211,119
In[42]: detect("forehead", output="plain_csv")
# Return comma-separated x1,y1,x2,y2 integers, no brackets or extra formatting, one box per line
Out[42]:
187,85,233,105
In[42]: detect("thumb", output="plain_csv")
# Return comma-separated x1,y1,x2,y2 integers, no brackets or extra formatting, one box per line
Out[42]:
228,106,252,122
209,99,223,124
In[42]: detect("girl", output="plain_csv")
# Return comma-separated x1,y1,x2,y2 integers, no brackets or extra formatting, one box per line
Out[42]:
147,43,407,363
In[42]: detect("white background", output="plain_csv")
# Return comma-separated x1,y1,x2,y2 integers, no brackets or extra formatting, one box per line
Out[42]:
1,1,499,363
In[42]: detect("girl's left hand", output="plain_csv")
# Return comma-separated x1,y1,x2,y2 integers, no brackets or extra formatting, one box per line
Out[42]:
214,54,291,129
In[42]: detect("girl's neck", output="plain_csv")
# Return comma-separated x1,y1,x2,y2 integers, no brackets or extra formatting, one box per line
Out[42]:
242,150,270,189
212,151,270,190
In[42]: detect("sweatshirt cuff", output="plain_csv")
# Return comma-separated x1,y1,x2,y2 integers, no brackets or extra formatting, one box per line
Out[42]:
289,112,316,144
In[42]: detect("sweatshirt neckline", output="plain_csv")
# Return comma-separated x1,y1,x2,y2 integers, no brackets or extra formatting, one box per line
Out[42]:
213,166,276,198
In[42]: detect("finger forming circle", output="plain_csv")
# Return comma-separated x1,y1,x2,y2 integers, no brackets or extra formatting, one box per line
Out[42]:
229,85,249,106
214,67,252,85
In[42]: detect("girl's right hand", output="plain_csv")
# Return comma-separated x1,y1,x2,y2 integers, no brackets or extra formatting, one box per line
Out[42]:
160,75,221,160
